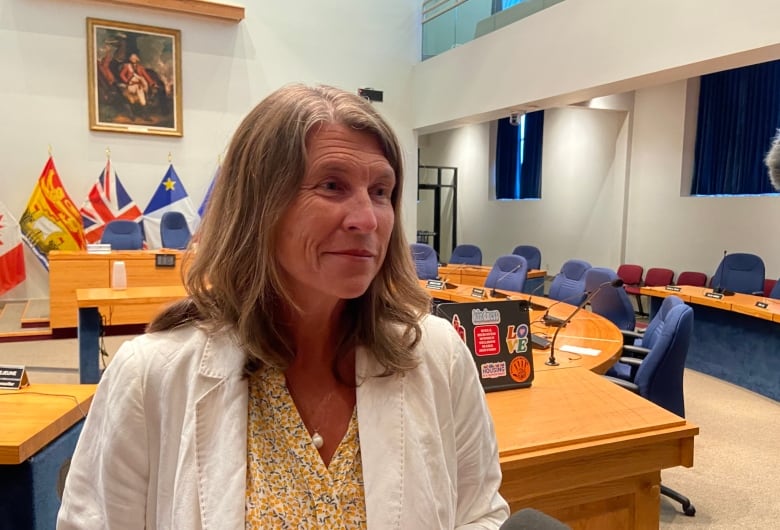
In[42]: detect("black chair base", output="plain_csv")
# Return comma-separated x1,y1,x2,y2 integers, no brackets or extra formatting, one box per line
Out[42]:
662,484,695,516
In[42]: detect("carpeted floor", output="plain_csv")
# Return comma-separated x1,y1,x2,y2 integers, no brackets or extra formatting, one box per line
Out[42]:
1,334,777,528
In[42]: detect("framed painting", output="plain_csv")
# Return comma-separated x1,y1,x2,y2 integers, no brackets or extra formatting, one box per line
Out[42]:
87,18,183,136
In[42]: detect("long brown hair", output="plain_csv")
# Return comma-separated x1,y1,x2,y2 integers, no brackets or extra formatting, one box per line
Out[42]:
149,84,431,376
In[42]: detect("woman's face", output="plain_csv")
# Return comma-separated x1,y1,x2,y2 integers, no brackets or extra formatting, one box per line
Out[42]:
276,123,396,310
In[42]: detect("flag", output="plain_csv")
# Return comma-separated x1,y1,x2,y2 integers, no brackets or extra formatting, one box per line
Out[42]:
0,201,26,294
80,160,144,244
142,164,199,249
19,157,86,270
198,166,219,217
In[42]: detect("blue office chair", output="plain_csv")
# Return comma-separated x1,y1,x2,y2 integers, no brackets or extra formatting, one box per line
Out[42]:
604,303,696,516
100,220,144,250
585,267,636,331
770,278,780,300
710,252,765,295
484,254,528,294
622,295,684,349
160,211,192,250
511,245,542,270
547,259,591,305
449,244,482,265
410,243,439,280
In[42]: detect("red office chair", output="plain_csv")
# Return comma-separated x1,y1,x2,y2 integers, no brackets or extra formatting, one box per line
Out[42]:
764,278,777,297
637,268,675,316
617,264,644,315
676,271,708,287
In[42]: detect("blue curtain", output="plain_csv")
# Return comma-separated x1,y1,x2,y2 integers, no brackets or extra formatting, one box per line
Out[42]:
495,110,544,199
691,60,780,195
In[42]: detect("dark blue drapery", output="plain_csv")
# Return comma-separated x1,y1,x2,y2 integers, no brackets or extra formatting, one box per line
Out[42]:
495,110,544,199
691,60,780,195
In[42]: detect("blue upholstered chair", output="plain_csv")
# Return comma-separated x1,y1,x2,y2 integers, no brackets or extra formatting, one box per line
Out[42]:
100,220,144,250
770,278,780,300
511,245,542,270
547,259,591,305
604,303,696,516
484,254,528,294
629,295,684,349
585,267,636,331
410,243,439,280
160,211,192,250
449,244,482,266
710,252,765,295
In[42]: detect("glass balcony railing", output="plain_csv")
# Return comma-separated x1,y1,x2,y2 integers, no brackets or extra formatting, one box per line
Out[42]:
422,0,566,60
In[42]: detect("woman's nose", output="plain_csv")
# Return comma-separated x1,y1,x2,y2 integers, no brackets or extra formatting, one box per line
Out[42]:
343,190,379,232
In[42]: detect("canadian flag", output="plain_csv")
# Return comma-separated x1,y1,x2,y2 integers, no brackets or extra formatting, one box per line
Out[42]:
0,201,26,295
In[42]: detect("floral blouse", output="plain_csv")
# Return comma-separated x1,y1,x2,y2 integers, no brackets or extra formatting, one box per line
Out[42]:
245,366,367,528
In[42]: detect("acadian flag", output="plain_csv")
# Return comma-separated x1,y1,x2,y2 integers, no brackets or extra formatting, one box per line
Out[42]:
19,157,86,270
80,160,143,244
0,201,26,295
142,164,198,249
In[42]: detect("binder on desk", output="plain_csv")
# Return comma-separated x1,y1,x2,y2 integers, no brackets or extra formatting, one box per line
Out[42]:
437,300,534,392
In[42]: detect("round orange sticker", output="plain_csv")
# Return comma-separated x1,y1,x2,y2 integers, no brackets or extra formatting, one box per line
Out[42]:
509,356,531,383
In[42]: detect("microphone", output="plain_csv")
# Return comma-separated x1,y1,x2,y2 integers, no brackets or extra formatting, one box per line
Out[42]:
711,250,734,296
546,278,624,366
526,280,548,312
490,263,526,298
542,289,592,327
500,508,571,530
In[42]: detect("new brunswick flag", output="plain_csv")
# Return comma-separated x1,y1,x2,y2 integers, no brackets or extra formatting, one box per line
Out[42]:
20,157,86,270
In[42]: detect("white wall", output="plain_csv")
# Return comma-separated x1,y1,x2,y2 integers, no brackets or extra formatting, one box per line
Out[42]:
413,0,780,133
626,81,780,279
0,0,420,300
419,106,629,273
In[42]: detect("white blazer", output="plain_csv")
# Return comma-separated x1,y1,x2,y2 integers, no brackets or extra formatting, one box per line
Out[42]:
57,315,509,529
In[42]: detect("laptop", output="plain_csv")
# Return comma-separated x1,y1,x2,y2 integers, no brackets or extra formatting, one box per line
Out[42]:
436,299,535,392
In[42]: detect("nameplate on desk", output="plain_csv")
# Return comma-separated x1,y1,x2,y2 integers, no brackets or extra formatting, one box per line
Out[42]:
665,285,682,292
0,365,30,390
155,254,176,268
705,291,723,300
755,301,769,309
86,243,111,254
471,287,486,299
426,279,445,290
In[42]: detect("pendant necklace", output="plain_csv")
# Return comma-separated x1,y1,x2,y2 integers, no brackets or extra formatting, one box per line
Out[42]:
287,380,336,450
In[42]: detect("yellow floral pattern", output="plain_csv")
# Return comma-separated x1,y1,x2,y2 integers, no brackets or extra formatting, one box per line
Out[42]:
245,366,367,528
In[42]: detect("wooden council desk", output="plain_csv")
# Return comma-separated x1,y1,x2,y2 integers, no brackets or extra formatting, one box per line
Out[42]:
0,384,96,529
640,285,780,401
427,281,697,529
73,282,696,529
49,250,184,330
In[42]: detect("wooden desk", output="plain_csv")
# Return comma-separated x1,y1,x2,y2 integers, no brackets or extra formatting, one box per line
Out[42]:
76,286,187,383
49,250,185,329
424,281,624,374
640,285,780,401
0,384,96,529
0,384,96,464
490,368,697,529
438,264,546,290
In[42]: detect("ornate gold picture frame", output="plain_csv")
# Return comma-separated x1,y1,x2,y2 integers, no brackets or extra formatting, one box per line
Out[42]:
87,18,183,136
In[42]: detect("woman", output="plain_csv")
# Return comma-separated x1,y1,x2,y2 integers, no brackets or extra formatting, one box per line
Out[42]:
57,84,509,529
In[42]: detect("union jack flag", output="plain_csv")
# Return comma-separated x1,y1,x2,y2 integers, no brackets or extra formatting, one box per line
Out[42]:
80,161,143,244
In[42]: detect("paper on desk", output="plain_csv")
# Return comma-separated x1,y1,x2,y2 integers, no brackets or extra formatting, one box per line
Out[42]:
560,345,601,356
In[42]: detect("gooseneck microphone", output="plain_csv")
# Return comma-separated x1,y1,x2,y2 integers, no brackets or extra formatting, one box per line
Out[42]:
711,249,734,296
542,289,591,327
526,280,549,311
490,263,525,298
546,278,624,366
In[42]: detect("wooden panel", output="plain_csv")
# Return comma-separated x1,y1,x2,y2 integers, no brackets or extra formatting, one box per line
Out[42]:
77,286,187,326
0,384,96,464
49,251,184,329
87,0,245,22
49,257,109,329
